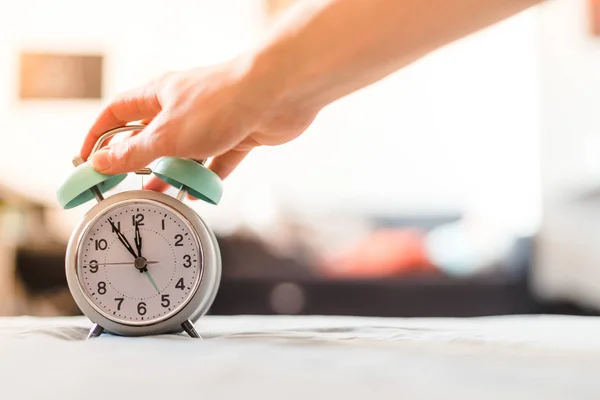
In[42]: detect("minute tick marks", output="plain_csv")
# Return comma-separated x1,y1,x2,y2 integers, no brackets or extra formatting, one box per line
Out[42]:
76,200,201,325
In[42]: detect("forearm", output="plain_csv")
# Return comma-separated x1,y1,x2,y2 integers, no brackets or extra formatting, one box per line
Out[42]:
247,0,542,109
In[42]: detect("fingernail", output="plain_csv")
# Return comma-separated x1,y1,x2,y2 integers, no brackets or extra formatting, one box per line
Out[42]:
91,149,111,172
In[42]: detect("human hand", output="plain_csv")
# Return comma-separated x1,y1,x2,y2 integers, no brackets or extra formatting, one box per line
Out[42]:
80,0,542,199
80,56,321,195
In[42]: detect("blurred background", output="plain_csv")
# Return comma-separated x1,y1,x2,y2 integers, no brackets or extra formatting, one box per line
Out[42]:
0,0,599,318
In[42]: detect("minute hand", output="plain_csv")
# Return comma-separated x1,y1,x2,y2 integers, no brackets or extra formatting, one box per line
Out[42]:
107,218,138,259
134,221,142,258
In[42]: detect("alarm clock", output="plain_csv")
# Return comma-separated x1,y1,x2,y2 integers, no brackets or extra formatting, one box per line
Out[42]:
56,124,223,340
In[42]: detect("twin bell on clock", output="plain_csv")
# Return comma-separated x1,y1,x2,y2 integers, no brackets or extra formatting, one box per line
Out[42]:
56,124,223,340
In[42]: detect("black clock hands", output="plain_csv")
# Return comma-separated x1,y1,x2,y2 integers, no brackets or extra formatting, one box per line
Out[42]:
132,220,159,291
107,217,138,259
107,217,157,292
134,220,142,258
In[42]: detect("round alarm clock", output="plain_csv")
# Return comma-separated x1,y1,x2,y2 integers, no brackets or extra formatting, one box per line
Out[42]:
56,125,223,340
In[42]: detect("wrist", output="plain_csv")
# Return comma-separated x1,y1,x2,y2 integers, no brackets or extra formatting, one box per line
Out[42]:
239,42,327,115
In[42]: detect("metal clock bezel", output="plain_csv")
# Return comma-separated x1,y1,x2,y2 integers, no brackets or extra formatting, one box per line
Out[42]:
65,189,221,336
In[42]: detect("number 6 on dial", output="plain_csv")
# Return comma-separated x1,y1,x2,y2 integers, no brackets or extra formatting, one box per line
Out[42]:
56,124,223,340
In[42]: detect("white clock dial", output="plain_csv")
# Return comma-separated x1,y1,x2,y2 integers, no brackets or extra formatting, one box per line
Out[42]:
76,200,202,325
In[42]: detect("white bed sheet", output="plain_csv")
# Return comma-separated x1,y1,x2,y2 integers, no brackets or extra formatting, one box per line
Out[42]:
1,314,600,400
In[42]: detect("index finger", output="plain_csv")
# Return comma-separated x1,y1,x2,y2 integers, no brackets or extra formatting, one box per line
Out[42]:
80,84,162,160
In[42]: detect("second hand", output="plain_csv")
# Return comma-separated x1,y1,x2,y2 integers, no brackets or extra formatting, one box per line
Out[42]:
82,261,159,267
144,270,160,294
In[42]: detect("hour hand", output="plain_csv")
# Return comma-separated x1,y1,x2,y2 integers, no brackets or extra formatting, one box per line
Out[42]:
107,218,138,259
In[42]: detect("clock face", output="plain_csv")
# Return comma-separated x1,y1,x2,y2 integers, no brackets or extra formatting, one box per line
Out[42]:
75,199,203,325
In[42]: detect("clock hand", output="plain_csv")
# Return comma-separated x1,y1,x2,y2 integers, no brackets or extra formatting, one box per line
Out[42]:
82,261,159,267
134,221,142,258
144,269,160,294
107,217,138,259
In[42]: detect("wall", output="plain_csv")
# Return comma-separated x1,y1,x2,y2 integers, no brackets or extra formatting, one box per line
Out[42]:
535,0,600,308
0,0,265,239
0,1,541,245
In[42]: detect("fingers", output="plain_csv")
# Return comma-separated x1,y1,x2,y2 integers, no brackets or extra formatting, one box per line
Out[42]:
142,176,197,200
80,84,162,160
140,117,155,126
184,149,249,201
143,176,169,192
207,148,251,180
90,112,169,174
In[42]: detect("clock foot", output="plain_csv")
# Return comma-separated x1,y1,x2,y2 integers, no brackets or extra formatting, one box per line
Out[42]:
86,324,104,340
181,320,202,339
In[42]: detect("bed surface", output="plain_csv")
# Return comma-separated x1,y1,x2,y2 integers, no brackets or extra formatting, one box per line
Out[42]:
1,314,600,399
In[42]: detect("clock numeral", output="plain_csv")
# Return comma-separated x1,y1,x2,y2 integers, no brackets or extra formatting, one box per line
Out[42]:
161,219,165,230
132,213,144,226
114,297,124,310
175,277,185,290
137,302,147,315
161,294,170,308
98,281,107,295
89,259,99,273
183,254,192,268
111,221,121,233
95,239,107,251
174,234,183,246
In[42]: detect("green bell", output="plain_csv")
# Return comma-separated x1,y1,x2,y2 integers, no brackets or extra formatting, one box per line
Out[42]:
55,124,223,209
152,157,223,205
56,157,127,209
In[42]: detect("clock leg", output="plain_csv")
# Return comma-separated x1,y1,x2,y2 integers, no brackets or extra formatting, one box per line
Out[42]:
181,319,202,339
86,324,104,340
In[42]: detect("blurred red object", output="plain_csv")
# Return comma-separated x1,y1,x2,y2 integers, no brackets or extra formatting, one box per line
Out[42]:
319,228,438,278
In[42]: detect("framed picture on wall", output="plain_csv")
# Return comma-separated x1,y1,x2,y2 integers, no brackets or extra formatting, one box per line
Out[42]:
18,52,103,100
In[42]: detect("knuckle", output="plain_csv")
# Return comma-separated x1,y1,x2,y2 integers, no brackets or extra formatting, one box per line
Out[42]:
116,139,136,162
208,124,240,150
158,70,174,83
158,71,180,94
152,131,175,155
236,136,261,151
106,101,122,123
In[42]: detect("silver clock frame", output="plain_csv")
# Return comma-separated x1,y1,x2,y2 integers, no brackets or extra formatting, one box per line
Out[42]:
65,189,221,338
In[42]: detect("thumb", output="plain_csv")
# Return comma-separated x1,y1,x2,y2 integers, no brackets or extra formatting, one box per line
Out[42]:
90,120,166,174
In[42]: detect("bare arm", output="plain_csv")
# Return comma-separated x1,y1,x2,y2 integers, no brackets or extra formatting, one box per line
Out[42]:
251,0,543,109
83,0,543,181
